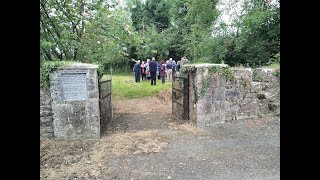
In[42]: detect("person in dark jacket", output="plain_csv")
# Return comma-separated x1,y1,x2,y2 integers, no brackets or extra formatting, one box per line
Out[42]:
160,60,166,84
133,60,141,82
149,57,158,85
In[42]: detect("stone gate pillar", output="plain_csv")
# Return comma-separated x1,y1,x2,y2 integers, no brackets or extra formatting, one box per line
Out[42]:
185,64,228,128
49,63,100,139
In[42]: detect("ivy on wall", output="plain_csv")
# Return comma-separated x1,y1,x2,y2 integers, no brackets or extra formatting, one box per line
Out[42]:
40,61,103,90
180,65,233,104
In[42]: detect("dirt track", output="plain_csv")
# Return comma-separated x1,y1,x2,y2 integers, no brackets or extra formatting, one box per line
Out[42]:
40,92,280,179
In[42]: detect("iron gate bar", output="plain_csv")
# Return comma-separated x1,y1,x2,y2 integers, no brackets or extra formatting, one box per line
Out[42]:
100,93,112,100
172,74,189,120
172,100,184,107
99,79,112,99
100,79,111,83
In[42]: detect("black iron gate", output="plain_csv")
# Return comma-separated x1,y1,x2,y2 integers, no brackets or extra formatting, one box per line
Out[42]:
99,77,112,133
172,74,189,120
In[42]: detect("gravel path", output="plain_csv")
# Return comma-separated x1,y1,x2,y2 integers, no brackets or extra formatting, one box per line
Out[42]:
40,97,280,180
100,115,280,180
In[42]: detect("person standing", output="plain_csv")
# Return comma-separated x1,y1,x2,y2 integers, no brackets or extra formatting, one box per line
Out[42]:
160,60,166,84
149,57,158,85
133,60,141,82
166,58,173,82
145,59,151,80
141,61,146,80
176,60,181,77
172,60,176,77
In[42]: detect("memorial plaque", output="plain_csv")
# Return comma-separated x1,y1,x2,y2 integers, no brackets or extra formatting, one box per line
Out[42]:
61,73,88,100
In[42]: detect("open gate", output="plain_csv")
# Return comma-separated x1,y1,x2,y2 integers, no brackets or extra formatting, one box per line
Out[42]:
99,76,112,133
172,74,189,120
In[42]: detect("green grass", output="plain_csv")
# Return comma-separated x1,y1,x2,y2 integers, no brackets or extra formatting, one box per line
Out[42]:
103,74,172,100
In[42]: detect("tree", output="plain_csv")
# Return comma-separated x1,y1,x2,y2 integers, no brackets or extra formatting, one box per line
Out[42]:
40,0,139,69
222,0,280,66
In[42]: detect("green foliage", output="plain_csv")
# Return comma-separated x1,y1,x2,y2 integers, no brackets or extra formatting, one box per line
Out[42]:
79,7,139,65
180,64,232,103
208,66,233,81
224,0,280,66
267,52,280,67
182,0,220,62
252,68,263,82
128,0,176,60
40,0,138,67
40,61,104,90
180,65,197,74
92,62,105,80
135,25,173,60
273,70,280,79
40,61,72,89
41,0,280,74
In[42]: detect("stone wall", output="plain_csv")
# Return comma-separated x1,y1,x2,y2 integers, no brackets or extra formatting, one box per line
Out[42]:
185,64,280,129
188,64,228,128
50,63,100,139
40,89,54,138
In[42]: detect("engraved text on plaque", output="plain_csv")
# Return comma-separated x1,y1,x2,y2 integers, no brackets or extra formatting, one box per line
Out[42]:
61,73,88,100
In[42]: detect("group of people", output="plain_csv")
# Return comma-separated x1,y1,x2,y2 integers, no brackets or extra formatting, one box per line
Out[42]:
133,57,183,85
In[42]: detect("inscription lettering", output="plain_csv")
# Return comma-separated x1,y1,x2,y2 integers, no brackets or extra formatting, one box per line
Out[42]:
61,73,88,100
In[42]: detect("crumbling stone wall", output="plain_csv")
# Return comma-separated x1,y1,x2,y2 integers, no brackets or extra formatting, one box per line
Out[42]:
185,64,280,129
40,89,54,138
225,67,280,122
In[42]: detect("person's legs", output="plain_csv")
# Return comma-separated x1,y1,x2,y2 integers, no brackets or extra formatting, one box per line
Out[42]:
150,72,154,85
161,76,165,84
168,69,172,82
138,72,140,82
135,72,138,82
150,72,156,85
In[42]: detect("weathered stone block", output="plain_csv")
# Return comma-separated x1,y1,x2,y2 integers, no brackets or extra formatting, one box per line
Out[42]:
250,82,267,93
268,102,280,116
226,89,241,100
212,87,226,101
52,104,73,118
254,67,279,82
40,106,52,112
40,116,53,123
40,126,54,134
40,111,53,117
226,79,241,89
40,133,54,138
231,68,252,81
50,63,100,139
184,63,279,129
40,88,54,139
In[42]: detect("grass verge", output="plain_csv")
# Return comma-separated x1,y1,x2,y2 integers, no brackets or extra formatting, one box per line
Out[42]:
102,74,172,100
